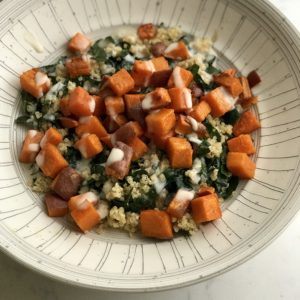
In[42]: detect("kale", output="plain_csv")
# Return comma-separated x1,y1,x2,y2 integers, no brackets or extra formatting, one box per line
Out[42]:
195,139,210,157
205,56,221,75
111,186,157,213
163,168,193,193
221,108,241,126
15,115,37,129
188,64,217,91
89,39,106,62
179,34,193,46
63,147,81,168
86,164,107,191
203,119,222,141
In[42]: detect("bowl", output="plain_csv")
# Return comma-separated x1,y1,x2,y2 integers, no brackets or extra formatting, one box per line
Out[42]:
1,0,300,292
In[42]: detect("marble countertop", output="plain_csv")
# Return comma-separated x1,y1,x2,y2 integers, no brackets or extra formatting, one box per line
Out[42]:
1,0,300,299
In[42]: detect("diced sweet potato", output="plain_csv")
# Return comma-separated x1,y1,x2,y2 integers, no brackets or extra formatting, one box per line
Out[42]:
68,32,91,53
213,75,243,97
108,68,135,96
222,68,237,77
240,76,252,100
59,97,71,117
19,130,44,163
141,87,171,111
168,87,192,112
140,210,173,239
202,86,235,117
70,200,100,232
40,127,63,148
131,60,155,87
45,193,68,217
68,192,99,211
103,114,128,133
111,121,142,145
130,121,144,137
75,133,103,159
137,23,157,40
51,167,82,200
104,96,125,116
226,152,256,179
145,108,176,136
150,56,171,86
151,129,175,150
59,117,79,129
188,100,211,122
241,95,258,109
168,66,193,88
227,134,256,154
105,141,133,180
66,56,91,78
124,94,146,126
93,95,106,117
166,137,193,168
166,189,195,219
164,41,190,60
197,186,215,197
175,115,193,135
191,193,222,223
127,137,148,160
100,135,113,149
247,70,261,88
185,117,208,138
69,87,95,117
20,68,51,98
35,143,68,178
233,110,260,136
75,115,108,139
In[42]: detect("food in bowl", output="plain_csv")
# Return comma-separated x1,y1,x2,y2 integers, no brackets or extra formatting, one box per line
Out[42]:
16,23,260,239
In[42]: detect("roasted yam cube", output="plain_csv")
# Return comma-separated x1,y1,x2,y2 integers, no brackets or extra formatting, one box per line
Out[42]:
166,189,195,219
103,114,128,133
127,137,149,160
35,143,68,178
169,87,193,112
51,167,82,200
45,193,69,217
111,121,143,145
140,210,173,239
150,56,171,87
75,134,103,159
93,95,106,117
69,87,95,117
151,129,175,150
168,66,193,88
164,41,190,60
124,94,146,126
40,127,63,148
191,193,222,223
239,76,252,100
108,68,135,96
68,32,91,53
105,141,133,180
145,108,176,136
141,87,171,111
241,95,258,109
137,23,157,40
66,56,91,78
188,101,211,122
213,75,243,98
175,115,193,135
197,186,215,197
104,96,125,116
166,137,193,168
233,110,260,136
131,60,155,87
59,97,71,117
202,86,236,117
68,191,99,211
75,115,108,139
59,117,79,129
226,152,256,179
247,70,261,88
20,68,51,98
19,130,44,163
227,134,256,154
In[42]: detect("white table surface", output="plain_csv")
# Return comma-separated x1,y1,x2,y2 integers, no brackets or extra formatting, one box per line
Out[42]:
1,0,300,299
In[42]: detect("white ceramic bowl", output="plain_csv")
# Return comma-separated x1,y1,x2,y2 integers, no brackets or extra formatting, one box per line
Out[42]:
1,0,300,292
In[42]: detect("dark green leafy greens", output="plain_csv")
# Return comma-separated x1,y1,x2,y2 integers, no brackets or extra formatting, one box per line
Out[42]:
188,64,217,92
221,108,241,125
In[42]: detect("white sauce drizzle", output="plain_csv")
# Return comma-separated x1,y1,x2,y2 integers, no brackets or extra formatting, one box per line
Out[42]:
141,94,153,110
175,189,195,201
173,66,184,88
183,88,192,109
106,148,124,166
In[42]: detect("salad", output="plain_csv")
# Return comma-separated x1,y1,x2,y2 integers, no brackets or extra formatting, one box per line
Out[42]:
17,23,261,239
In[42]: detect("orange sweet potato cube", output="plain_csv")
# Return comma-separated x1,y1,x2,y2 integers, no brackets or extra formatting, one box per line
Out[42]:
197,186,215,197
127,137,149,160
241,96,258,109
151,129,175,150
168,87,192,112
233,110,260,136
45,193,69,217
175,115,193,135
141,87,171,110
124,94,145,125
145,108,176,135
75,134,103,159
35,143,68,178
202,87,235,117
75,115,108,139
59,117,79,128
191,193,222,223
214,75,243,97
151,56,171,86
69,87,95,117
66,56,91,78
140,210,173,239
93,95,106,117
131,60,154,87
188,101,211,122
103,114,128,133
239,76,252,100
168,66,193,88
70,200,100,232
59,97,71,117
164,41,190,60
19,130,44,163
40,127,63,148
227,134,256,154
20,68,50,98
68,32,91,53
226,152,256,179
108,68,135,96
166,137,193,168
104,96,125,116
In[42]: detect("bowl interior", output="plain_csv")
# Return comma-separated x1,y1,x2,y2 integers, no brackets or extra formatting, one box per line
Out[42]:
1,0,300,291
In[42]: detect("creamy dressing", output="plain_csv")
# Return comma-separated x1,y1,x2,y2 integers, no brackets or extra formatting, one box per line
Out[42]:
141,94,153,110
106,148,124,166
78,142,88,158
164,42,178,54
175,189,195,201
88,97,96,113
144,60,155,86
35,151,45,167
35,71,50,87
220,86,237,108
186,116,199,132
183,88,192,109
28,130,38,139
23,31,44,53
173,66,184,88
151,174,166,193
28,143,40,152
186,133,202,145
97,201,109,219
39,134,48,149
